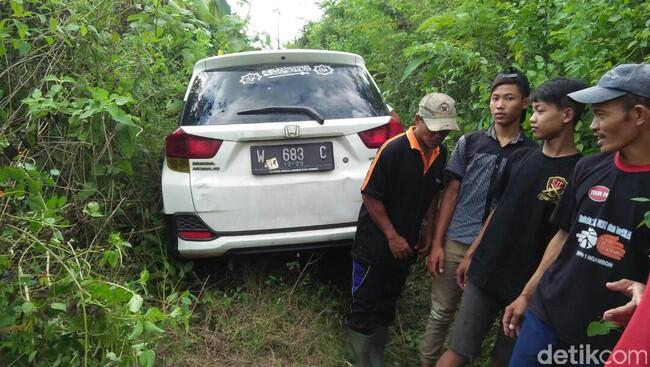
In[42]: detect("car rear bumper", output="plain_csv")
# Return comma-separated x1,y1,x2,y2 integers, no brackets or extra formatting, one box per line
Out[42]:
176,224,356,258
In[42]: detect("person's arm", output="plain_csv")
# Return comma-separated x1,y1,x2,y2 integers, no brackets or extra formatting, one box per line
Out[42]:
603,279,646,326
456,209,495,289
427,178,460,277
502,229,569,337
362,193,412,260
418,192,441,256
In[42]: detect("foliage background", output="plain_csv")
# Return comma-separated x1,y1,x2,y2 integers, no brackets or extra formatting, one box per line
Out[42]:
1,0,250,365
1,0,650,365
296,0,650,151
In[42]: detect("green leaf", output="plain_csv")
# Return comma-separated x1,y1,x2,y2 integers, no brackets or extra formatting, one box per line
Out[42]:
138,349,155,367
641,211,650,229
139,269,150,286
10,1,25,17
115,160,133,175
128,320,144,339
13,19,29,38
48,17,59,32
64,23,80,32
46,84,62,98
169,306,182,318
400,56,429,83
110,94,132,106
103,250,119,269
106,104,139,127
22,302,34,315
106,352,121,362
586,320,618,336
165,100,183,115
117,135,137,157
83,201,104,217
127,13,149,23
193,0,216,23
144,320,164,334
76,183,96,201
631,197,650,202
144,307,164,322
608,15,622,23
12,39,31,55
50,303,67,312
128,294,144,313
49,169,60,176
88,87,109,102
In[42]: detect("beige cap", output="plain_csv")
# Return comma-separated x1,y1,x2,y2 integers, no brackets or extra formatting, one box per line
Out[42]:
417,93,460,132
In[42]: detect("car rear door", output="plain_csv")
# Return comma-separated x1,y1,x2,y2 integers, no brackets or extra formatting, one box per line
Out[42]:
181,62,393,234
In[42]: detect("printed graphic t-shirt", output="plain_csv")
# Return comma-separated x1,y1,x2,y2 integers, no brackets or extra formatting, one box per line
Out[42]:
530,152,650,349
468,148,582,305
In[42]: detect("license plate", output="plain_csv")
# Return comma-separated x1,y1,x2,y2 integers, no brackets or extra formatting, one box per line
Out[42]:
250,142,334,175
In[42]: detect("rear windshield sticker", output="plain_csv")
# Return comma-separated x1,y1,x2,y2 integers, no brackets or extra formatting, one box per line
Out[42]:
239,64,334,85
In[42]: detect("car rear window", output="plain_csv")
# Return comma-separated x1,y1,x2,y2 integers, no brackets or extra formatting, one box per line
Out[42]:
181,63,388,125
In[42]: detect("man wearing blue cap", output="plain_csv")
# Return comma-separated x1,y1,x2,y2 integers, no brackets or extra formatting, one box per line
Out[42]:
503,63,650,366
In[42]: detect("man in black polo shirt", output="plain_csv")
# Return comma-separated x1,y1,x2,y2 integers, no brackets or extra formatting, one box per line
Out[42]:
504,63,650,366
347,93,459,367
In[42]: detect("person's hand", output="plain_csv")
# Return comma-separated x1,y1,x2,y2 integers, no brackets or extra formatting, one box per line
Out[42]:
456,255,471,289
503,295,529,338
417,236,432,257
602,279,646,326
387,233,412,260
427,245,444,278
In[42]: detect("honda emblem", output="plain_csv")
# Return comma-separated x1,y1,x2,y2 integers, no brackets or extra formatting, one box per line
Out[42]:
284,125,300,138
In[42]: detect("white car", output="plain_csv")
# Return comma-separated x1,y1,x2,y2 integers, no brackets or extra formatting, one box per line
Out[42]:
162,49,403,258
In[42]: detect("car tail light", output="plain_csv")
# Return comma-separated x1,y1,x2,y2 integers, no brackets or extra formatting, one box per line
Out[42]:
175,215,216,241
358,118,404,149
178,230,215,240
165,128,222,172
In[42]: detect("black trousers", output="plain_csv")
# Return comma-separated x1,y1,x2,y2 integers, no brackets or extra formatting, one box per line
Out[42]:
346,257,413,335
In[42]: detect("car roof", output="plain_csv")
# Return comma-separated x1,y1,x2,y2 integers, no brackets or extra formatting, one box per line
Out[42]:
193,49,366,73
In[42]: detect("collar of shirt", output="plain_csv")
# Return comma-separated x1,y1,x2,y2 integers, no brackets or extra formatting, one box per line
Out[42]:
406,126,441,174
485,125,526,145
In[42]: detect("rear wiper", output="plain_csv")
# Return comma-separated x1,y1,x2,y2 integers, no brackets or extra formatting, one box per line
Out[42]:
237,106,325,125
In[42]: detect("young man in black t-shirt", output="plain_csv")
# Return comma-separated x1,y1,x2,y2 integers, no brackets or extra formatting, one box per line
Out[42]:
433,78,588,367
504,63,650,366
347,93,459,367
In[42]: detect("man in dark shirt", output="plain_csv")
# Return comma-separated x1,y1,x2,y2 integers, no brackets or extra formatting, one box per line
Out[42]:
347,93,459,367
420,69,536,366
433,78,588,367
504,63,650,366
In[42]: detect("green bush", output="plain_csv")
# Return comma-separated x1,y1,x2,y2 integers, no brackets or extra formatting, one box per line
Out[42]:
0,0,249,365
297,0,650,153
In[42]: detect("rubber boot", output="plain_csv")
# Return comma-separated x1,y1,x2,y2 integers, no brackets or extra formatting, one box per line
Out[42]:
349,328,373,367
368,326,388,367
